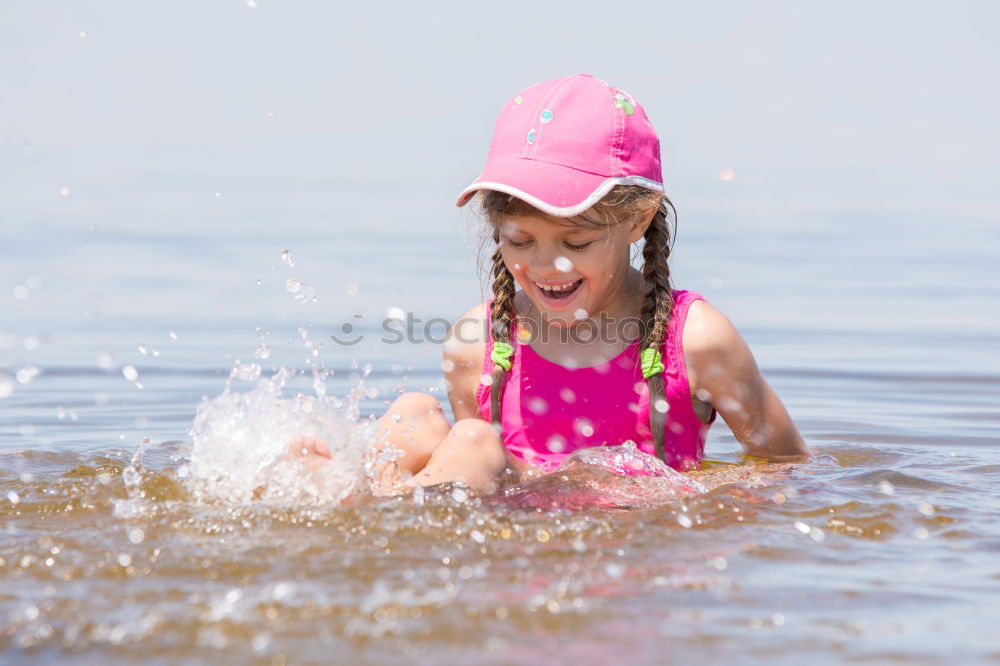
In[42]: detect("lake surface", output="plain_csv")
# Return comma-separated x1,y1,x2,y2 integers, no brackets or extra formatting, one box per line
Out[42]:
4,4,1000,659
3,160,999,664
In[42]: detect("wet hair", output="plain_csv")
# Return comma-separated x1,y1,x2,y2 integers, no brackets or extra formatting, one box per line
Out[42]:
478,185,677,461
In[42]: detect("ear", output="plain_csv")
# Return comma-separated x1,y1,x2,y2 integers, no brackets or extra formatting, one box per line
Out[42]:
626,207,657,244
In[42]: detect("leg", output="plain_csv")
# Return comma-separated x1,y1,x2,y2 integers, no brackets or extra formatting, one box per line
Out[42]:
406,418,507,494
370,392,452,481
284,392,451,494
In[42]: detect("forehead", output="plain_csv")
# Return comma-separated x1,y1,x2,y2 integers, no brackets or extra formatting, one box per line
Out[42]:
497,213,610,235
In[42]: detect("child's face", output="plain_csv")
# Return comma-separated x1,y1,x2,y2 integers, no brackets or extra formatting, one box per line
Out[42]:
496,213,647,328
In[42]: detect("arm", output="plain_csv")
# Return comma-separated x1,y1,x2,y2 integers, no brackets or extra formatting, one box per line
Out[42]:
683,300,811,461
442,302,488,421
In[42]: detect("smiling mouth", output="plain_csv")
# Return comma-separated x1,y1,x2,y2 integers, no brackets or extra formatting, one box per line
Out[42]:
535,279,583,300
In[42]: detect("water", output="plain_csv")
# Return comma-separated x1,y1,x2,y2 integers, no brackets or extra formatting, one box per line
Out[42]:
4,3,1000,662
4,184,999,663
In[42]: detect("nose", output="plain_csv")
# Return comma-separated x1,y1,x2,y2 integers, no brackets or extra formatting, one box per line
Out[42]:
526,243,563,276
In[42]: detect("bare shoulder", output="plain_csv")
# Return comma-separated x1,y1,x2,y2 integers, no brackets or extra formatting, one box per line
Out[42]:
442,302,489,420
681,299,747,360
444,301,488,364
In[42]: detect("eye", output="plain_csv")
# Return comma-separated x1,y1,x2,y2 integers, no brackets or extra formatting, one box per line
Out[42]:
564,241,594,251
502,238,531,249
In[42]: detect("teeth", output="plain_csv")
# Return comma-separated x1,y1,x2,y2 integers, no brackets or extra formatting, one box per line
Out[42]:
536,280,577,292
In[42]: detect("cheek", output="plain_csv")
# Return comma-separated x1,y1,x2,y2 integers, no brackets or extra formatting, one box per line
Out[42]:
500,249,525,275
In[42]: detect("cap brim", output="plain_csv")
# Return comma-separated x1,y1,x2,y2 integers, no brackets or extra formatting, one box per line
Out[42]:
455,157,661,218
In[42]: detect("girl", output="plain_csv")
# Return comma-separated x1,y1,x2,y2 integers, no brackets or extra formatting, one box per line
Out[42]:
290,74,810,495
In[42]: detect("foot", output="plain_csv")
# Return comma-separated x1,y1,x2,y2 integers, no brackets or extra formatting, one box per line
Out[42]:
284,436,333,473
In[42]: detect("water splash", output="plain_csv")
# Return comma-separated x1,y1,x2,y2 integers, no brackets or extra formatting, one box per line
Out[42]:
502,441,707,510
186,367,376,506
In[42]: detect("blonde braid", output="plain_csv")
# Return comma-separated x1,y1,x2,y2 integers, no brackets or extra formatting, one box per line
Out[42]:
639,199,676,461
488,234,517,429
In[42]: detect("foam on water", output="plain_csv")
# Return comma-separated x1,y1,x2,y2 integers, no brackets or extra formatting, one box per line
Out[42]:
185,366,377,506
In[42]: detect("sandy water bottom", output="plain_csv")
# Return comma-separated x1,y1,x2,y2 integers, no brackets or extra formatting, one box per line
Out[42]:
3,193,1000,663
2,362,1000,664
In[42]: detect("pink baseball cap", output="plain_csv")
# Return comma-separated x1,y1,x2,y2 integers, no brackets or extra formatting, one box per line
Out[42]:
456,73,663,217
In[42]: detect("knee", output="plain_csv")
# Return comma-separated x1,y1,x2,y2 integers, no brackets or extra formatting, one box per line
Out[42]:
448,419,503,457
452,418,498,437
387,392,443,418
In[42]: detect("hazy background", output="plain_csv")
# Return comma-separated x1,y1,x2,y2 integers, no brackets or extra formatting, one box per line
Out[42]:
2,0,998,413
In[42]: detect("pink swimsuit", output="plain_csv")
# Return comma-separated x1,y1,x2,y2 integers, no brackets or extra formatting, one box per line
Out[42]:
477,290,714,472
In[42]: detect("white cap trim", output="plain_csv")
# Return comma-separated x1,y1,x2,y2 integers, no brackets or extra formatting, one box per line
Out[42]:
456,175,664,218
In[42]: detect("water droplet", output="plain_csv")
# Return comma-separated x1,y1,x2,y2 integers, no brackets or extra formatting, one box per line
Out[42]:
535,529,550,543
0,376,12,399
117,553,132,567
479,374,493,387
526,128,536,144
386,306,405,321
231,362,261,382
574,309,589,320
169,331,178,340
451,487,468,503
345,283,359,296
559,387,576,404
918,502,935,516
527,397,547,414
604,563,623,578
794,521,810,534
546,435,566,453
59,187,70,196
877,480,895,496
254,343,271,360
246,0,258,7
718,167,735,182
653,399,669,413
772,613,786,626
574,418,594,437
280,249,295,268
13,285,29,300
252,633,270,654
914,527,929,540
554,256,573,272
470,530,486,544
16,366,39,384
710,557,727,570
540,109,554,124
128,528,145,544
6,491,20,505
122,365,139,382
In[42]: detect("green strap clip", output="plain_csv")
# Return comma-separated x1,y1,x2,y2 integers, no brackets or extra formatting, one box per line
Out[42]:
491,342,514,371
640,348,664,378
